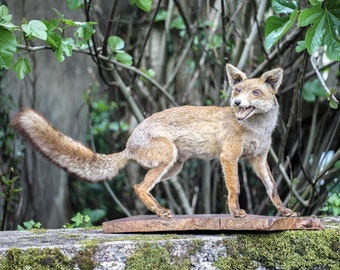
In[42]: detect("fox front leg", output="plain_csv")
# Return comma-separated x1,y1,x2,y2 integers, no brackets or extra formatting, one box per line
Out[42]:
220,154,247,218
250,156,297,217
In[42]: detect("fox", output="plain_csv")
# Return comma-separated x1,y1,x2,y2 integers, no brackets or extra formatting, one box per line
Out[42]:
11,64,297,219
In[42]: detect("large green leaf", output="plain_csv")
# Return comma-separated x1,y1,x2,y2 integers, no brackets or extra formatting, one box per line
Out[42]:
298,4,340,60
0,27,17,69
21,20,47,40
265,10,298,50
272,0,297,14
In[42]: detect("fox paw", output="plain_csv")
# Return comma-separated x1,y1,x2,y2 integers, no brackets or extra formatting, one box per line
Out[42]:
156,208,173,219
280,208,298,217
231,209,247,218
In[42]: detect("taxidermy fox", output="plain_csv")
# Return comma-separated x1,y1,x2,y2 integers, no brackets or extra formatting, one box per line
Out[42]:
11,64,296,219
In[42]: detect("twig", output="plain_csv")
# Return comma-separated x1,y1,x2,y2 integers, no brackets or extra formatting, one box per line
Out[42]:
269,147,309,207
249,27,304,77
16,44,178,106
102,1,119,56
86,93,132,217
111,66,145,122
237,0,267,70
183,2,221,102
173,0,193,36
310,54,339,104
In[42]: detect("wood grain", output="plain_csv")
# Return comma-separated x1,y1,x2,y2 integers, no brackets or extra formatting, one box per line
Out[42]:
102,214,324,233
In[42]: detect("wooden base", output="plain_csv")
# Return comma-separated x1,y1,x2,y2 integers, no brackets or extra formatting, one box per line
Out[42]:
102,214,324,233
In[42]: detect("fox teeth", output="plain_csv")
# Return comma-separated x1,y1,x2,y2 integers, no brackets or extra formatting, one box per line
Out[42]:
239,106,253,111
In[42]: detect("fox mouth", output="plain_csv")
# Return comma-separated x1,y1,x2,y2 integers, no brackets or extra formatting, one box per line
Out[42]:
234,106,255,120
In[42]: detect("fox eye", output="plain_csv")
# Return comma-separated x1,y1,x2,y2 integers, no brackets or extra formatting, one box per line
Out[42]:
252,90,261,96
234,88,241,94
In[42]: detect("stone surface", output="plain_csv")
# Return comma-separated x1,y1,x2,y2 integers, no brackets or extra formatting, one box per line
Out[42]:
102,214,324,233
0,217,338,270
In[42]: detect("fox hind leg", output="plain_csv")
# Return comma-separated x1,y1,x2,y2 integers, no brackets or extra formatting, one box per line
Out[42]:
133,138,179,219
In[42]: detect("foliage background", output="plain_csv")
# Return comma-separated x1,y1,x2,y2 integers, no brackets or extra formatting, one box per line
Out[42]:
0,0,339,229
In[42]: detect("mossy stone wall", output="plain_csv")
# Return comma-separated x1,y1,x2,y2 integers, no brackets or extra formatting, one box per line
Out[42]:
0,220,339,269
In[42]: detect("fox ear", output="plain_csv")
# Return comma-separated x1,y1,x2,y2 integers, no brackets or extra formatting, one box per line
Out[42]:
225,64,247,87
260,68,283,92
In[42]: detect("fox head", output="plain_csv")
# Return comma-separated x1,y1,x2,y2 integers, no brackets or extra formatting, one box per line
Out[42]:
225,64,283,121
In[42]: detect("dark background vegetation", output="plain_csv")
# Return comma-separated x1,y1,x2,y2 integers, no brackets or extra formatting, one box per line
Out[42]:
1,0,339,229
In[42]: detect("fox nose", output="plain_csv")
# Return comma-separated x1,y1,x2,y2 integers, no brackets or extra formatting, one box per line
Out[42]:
234,100,241,106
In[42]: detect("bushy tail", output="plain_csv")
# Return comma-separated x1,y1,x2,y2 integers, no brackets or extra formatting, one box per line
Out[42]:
11,109,128,182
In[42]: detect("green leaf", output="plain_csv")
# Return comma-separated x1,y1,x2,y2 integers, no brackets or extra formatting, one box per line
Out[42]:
115,52,133,66
298,4,340,60
76,23,95,43
329,99,339,109
334,160,340,169
22,20,48,40
131,0,153,12
12,58,31,79
55,38,74,62
302,79,326,102
67,0,84,10
71,212,84,226
170,16,185,30
17,225,25,231
155,9,168,22
309,0,322,7
46,31,62,49
265,10,298,50
272,0,298,14
0,7,17,31
0,27,17,69
295,40,306,52
108,36,125,52
0,5,12,23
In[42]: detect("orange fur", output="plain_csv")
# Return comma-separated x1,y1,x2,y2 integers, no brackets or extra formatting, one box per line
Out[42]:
11,64,296,219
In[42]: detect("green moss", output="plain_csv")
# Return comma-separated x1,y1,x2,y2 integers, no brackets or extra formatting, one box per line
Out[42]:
0,248,74,270
74,248,97,270
30,228,48,234
111,234,183,242
126,241,195,270
215,229,340,270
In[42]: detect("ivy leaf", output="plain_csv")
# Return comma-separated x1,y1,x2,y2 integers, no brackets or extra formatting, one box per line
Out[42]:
265,10,298,50
0,27,17,69
12,58,31,79
55,38,74,62
131,0,153,12
298,4,340,60
22,20,48,40
115,52,133,66
108,36,125,52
